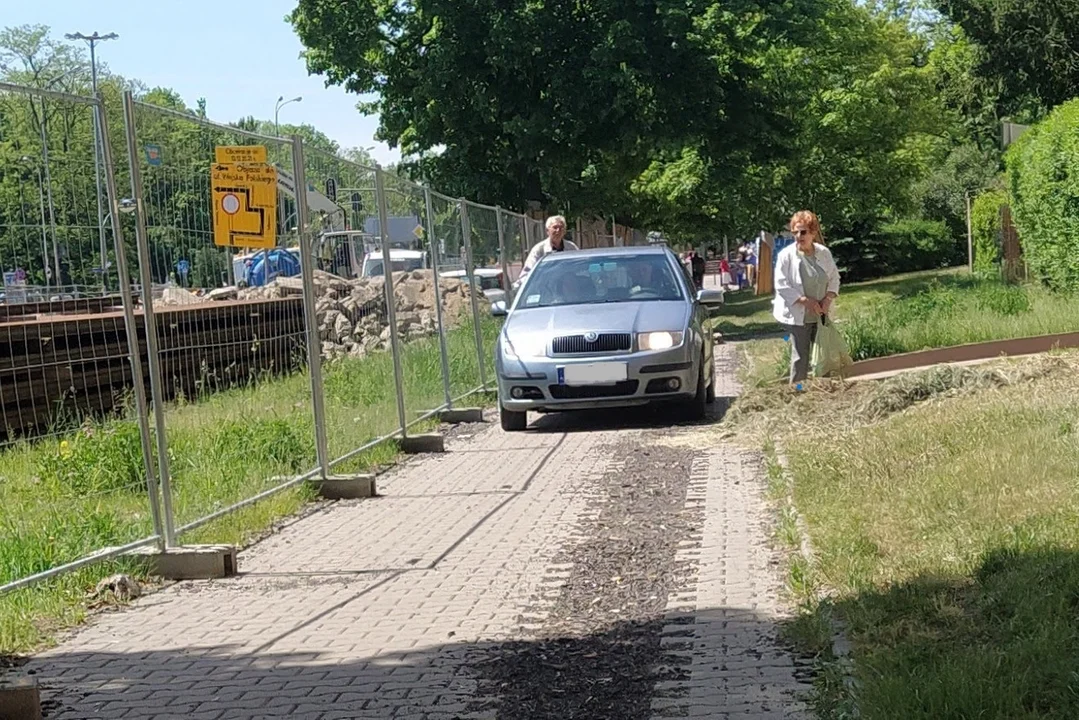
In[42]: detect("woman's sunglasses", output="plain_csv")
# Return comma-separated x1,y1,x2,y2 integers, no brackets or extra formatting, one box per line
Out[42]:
794,230,810,237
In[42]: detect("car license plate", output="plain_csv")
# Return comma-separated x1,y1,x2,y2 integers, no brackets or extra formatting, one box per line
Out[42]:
559,362,628,385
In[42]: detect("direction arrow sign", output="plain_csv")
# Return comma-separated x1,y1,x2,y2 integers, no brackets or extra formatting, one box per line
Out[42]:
211,164,278,249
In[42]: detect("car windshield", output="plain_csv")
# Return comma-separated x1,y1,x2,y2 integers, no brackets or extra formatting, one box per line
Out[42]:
478,275,502,291
518,254,684,309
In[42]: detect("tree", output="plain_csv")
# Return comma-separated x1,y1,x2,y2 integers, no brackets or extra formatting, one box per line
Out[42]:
287,0,820,218
910,141,998,252
0,24,89,92
933,0,1079,111
1,25,388,289
632,0,947,245
924,21,1042,152
0,25,104,288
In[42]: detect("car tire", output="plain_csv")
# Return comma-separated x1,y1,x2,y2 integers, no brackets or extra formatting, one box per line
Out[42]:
687,361,708,421
705,363,716,404
500,403,527,432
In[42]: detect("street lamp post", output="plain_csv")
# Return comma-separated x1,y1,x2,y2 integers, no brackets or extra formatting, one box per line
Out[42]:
274,95,302,137
65,31,118,295
274,96,302,240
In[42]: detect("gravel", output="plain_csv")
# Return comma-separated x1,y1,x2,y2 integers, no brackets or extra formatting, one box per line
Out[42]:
469,439,700,719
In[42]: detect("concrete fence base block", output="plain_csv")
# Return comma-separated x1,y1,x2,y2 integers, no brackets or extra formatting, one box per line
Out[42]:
437,407,485,424
133,544,238,581
0,674,42,720
399,433,445,454
313,474,377,500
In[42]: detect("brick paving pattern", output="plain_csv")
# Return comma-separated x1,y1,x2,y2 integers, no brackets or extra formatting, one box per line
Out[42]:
29,342,809,719
652,347,810,719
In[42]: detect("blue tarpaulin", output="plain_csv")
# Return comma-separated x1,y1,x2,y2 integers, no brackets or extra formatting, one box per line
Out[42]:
245,249,301,287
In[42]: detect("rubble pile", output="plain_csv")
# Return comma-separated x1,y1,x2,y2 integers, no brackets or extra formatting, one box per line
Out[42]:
233,269,476,361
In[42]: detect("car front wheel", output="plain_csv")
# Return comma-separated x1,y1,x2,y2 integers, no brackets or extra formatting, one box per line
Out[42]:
500,403,528,432
686,360,708,421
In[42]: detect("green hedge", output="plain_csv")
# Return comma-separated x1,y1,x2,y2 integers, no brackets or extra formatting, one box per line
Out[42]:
880,218,955,273
971,189,1007,273
832,219,955,281
1006,99,1079,291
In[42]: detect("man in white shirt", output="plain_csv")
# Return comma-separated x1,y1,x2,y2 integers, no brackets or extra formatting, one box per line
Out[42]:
517,215,579,286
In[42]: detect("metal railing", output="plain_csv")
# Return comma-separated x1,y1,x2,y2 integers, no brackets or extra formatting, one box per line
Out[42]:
0,83,657,596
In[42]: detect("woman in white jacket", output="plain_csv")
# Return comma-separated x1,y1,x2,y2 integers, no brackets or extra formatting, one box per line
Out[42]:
772,210,841,384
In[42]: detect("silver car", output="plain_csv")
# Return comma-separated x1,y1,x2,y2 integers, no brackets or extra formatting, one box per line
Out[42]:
491,246,724,431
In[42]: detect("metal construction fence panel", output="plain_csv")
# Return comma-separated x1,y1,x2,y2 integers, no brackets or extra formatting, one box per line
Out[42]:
429,191,486,398
0,84,162,595
121,98,315,543
0,82,660,597
296,146,400,470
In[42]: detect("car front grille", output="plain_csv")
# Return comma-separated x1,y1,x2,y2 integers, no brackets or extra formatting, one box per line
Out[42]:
551,332,632,355
549,380,639,399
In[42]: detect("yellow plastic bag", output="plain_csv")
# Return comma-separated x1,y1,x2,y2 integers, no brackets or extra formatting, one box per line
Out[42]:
811,316,853,378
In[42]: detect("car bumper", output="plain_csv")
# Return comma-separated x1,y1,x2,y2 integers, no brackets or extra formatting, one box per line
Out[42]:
496,347,698,412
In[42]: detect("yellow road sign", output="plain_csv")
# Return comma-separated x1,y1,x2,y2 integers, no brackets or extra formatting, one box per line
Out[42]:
412,224,425,239
214,145,268,164
211,164,277,249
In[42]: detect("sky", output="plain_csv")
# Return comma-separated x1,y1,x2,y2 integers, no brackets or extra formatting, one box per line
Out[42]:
10,0,401,165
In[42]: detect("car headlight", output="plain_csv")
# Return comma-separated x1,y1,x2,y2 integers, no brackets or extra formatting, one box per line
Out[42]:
501,335,546,360
638,331,684,351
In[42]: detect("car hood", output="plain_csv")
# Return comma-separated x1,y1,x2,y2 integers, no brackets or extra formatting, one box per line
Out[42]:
504,301,689,339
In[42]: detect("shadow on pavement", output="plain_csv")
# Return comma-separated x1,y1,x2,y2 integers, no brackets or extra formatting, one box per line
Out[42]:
33,607,808,720
526,395,733,434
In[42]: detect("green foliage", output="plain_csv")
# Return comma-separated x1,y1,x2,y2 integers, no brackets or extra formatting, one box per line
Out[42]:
200,418,308,473
837,276,1067,361
841,314,909,361
290,0,747,215
971,189,1006,272
924,23,1041,152
838,219,955,281
289,0,956,238
972,280,1030,315
1006,99,1079,291
911,142,999,245
0,26,395,290
37,421,145,496
934,0,1076,111
633,2,947,240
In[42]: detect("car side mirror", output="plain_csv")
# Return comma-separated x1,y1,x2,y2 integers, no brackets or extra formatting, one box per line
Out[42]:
490,300,508,317
696,288,724,306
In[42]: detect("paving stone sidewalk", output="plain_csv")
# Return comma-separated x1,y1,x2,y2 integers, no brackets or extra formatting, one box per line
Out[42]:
28,343,809,719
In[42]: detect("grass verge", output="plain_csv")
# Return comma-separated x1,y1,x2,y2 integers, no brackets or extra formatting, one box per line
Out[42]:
727,268,1079,386
726,350,1079,719
0,317,499,655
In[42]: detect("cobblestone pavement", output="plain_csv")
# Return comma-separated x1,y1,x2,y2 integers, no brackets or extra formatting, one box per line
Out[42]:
29,343,809,719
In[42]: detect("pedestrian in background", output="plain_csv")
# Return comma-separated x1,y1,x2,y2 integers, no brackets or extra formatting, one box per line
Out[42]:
691,250,706,290
518,215,578,285
744,242,757,289
772,210,840,385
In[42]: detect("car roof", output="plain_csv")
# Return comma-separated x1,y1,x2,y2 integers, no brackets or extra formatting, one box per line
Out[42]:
539,245,672,262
